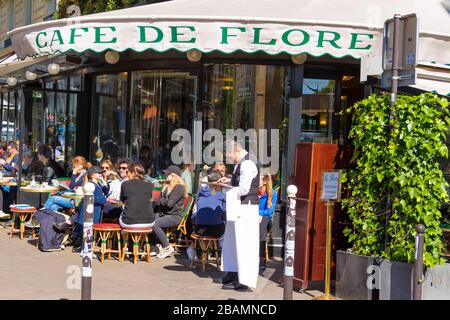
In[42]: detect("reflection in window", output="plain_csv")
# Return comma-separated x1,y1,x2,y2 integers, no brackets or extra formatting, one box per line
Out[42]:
92,73,128,165
300,79,335,143
130,70,197,173
31,91,44,151
203,64,289,178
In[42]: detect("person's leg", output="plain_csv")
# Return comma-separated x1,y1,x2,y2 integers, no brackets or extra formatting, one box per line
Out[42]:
0,188,7,218
153,214,181,248
102,203,122,220
259,216,270,269
44,196,73,211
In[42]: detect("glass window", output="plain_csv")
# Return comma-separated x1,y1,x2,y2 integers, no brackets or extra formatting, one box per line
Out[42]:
31,91,44,151
92,73,128,165
54,92,67,163
130,70,197,174
57,78,67,90
45,81,54,89
44,91,56,152
300,79,336,143
67,94,78,161
69,74,82,91
7,92,16,142
203,64,289,180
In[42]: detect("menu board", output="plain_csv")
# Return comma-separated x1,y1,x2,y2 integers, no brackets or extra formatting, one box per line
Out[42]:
321,170,342,201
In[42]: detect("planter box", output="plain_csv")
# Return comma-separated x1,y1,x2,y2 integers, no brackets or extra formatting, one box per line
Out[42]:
335,250,379,300
422,263,450,300
379,259,414,300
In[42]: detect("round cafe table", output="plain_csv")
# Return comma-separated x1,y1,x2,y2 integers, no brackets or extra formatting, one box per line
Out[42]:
61,192,84,207
20,185,60,208
0,178,31,187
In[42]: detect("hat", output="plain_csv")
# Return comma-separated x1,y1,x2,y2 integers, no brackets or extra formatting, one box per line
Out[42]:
87,166,104,175
162,165,182,177
207,169,222,183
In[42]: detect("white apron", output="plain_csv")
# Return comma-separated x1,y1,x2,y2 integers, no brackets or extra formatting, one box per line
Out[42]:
222,187,260,288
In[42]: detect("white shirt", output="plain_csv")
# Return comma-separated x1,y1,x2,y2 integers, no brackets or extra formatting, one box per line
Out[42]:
108,179,123,200
234,151,258,198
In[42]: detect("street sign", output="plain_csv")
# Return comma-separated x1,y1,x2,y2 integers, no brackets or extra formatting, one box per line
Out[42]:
381,68,417,89
383,14,419,71
320,170,342,201
381,14,418,89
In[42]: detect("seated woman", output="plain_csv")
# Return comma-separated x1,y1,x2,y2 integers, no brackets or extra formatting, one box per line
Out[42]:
119,163,155,229
53,166,107,252
152,165,187,259
258,174,278,270
101,159,131,220
42,156,91,212
0,142,20,221
191,163,227,238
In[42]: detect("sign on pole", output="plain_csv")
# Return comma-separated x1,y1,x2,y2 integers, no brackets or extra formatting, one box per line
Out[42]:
320,170,342,202
381,14,419,89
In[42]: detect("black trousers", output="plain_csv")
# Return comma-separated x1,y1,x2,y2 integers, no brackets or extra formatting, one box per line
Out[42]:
193,224,225,238
259,216,273,259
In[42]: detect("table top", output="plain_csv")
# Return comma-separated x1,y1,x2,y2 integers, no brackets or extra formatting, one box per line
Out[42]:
0,179,31,187
61,192,84,199
21,186,60,193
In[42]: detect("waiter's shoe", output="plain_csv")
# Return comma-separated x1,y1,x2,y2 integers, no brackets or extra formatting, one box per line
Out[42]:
221,272,238,285
221,281,250,291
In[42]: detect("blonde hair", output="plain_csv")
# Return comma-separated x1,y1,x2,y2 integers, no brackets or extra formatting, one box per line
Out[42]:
162,173,188,197
100,159,116,180
262,175,274,209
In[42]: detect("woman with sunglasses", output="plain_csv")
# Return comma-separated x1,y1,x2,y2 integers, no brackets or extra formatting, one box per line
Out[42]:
152,165,187,259
101,158,133,220
54,166,107,252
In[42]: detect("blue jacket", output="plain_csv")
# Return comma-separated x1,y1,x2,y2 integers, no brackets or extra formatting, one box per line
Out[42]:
69,172,86,190
2,154,19,173
192,186,226,225
76,182,107,225
259,190,278,219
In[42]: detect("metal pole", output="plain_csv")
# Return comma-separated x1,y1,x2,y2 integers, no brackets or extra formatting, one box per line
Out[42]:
413,224,425,300
313,201,337,300
17,89,25,204
283,185,297,300
385,14,402,251
81,182,95,300
324,201,333,296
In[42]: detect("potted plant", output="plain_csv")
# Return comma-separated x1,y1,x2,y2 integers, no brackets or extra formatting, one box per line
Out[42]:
336,93,449,300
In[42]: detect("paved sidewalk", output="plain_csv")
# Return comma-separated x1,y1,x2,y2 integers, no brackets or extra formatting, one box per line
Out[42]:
0,229,321,300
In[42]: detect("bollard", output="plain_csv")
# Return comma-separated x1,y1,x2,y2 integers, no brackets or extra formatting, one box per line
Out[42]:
81,182,95,300
283,185,298,300
413,224,425,300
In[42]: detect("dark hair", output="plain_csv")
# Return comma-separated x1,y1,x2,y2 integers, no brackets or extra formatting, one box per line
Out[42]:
37,145,52,159
7,141,17,149
128,163,145,180
207,169,222,183
118,158,134,167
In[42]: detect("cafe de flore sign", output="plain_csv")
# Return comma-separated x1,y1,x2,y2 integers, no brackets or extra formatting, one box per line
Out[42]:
9,20,380,59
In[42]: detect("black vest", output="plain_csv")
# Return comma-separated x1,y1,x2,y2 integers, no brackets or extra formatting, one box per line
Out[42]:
231,153,260,205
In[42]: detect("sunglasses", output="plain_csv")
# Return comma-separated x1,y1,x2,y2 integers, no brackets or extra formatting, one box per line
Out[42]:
119,167,128,170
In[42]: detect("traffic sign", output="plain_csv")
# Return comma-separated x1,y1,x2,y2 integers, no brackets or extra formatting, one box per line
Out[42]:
383,14,419,72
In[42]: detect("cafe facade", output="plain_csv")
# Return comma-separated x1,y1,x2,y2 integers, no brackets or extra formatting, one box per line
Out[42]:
1,0,449,266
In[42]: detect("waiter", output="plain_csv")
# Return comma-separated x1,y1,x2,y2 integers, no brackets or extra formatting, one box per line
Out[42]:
218,140,260,290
